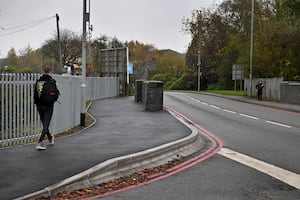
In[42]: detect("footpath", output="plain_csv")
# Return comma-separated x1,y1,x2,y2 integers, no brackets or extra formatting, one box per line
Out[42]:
0,93,299,200
0,97,192,200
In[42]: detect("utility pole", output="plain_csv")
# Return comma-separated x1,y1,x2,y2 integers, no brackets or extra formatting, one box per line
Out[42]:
80,0,89,126
56,13,63,73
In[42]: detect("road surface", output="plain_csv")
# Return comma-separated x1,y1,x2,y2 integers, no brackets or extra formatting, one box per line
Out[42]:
101,92,300,200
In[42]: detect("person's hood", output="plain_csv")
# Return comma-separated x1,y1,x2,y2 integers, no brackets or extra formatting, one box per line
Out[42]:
39,74,55,82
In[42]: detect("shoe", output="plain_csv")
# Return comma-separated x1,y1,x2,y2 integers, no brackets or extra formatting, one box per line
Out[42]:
36,142,46,150
49,135,55,145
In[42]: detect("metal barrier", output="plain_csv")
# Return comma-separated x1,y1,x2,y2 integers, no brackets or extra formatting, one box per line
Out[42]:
0,73,119,147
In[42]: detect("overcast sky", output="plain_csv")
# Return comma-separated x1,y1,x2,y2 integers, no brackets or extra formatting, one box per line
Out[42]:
0,0,221,58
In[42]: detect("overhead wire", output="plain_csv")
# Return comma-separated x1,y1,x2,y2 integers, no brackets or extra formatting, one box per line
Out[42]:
0,15,55,37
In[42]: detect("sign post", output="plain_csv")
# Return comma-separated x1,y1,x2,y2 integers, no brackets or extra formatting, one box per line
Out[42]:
232,64,244,91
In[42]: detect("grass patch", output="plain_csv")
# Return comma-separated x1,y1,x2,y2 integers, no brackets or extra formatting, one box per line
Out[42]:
56,100,94,138
204,90,245,96
55,113,94,138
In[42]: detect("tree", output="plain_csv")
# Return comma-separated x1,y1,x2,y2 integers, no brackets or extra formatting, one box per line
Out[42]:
149,50,187,89
279,0,300,17
88,35,109,76
183,0,300,90
243,0,300,80
18,45,41,72
6,48,19,69
125,40,157,81
183,8,230,89
41,29,81,73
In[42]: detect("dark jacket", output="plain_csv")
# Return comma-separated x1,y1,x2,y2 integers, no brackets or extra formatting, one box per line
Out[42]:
34,74,59,106
255,82,264,92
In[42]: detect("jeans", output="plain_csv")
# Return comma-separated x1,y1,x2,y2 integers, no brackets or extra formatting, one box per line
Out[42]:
36,104,54,142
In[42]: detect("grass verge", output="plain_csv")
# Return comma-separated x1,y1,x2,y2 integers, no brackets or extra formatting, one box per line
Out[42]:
204,90,245,96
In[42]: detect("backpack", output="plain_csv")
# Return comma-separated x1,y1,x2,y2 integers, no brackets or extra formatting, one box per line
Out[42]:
35,79,60,105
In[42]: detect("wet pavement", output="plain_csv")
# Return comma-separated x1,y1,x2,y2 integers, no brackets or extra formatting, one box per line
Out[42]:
0,93,299,200
0,97,191,200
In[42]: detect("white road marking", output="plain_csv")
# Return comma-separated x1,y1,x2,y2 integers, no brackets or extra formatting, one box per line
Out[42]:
182,94,293,128
190,97,200,102
218,148,300,189
209,105,220,109
265,120,292,128
223,109,237,114
238,113,259,120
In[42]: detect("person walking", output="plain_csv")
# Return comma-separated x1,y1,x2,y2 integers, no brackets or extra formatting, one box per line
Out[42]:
34,67,60,150
255,79,264,101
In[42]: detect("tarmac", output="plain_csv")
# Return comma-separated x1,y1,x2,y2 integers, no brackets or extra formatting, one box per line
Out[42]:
0,93,299,200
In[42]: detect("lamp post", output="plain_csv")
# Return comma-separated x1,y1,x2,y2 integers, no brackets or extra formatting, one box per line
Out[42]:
249,0,254,97
197,43,201,91
197,11,202,91
80,0,89,126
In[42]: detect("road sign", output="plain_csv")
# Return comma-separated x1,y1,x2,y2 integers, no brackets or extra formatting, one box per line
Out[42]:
128,63,133,75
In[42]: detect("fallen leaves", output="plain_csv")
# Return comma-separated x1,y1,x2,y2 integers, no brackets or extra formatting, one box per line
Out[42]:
32,157,182,200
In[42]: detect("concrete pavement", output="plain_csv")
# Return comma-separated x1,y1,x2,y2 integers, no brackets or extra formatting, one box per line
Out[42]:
0,97,200,200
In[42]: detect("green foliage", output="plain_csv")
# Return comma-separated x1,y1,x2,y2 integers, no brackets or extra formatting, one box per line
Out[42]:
20,68,35,73
279,0,300,17
205,90,244,96
150,71,197,90
150,73,174,89
167,74,186,90
41,29,81,73
2,31,127,75
5,46,41,73
0,66,17,73
184,0,300,89
19,45,41,72
146,49,195,90
125,41,156,81
2,0,299,86
7,48,19,68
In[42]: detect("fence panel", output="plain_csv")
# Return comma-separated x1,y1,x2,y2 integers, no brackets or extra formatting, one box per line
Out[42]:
244,77,284,101
0,74,41,147
0,74,119,147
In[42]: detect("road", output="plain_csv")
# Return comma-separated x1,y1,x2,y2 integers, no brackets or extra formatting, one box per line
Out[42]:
101,92,300,200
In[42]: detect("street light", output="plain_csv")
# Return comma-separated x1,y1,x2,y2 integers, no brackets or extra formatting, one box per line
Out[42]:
80,0,89,126
249,0,254,97
197,44,201,91
197,10,202,91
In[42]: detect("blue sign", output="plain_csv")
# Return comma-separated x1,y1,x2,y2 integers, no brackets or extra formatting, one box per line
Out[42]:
128,63,133,74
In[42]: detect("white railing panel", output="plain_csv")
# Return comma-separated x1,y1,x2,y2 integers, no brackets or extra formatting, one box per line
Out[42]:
0,73,119,147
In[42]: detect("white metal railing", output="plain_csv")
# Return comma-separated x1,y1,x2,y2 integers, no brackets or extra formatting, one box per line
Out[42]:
0,73,41,147
0,73,119,147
